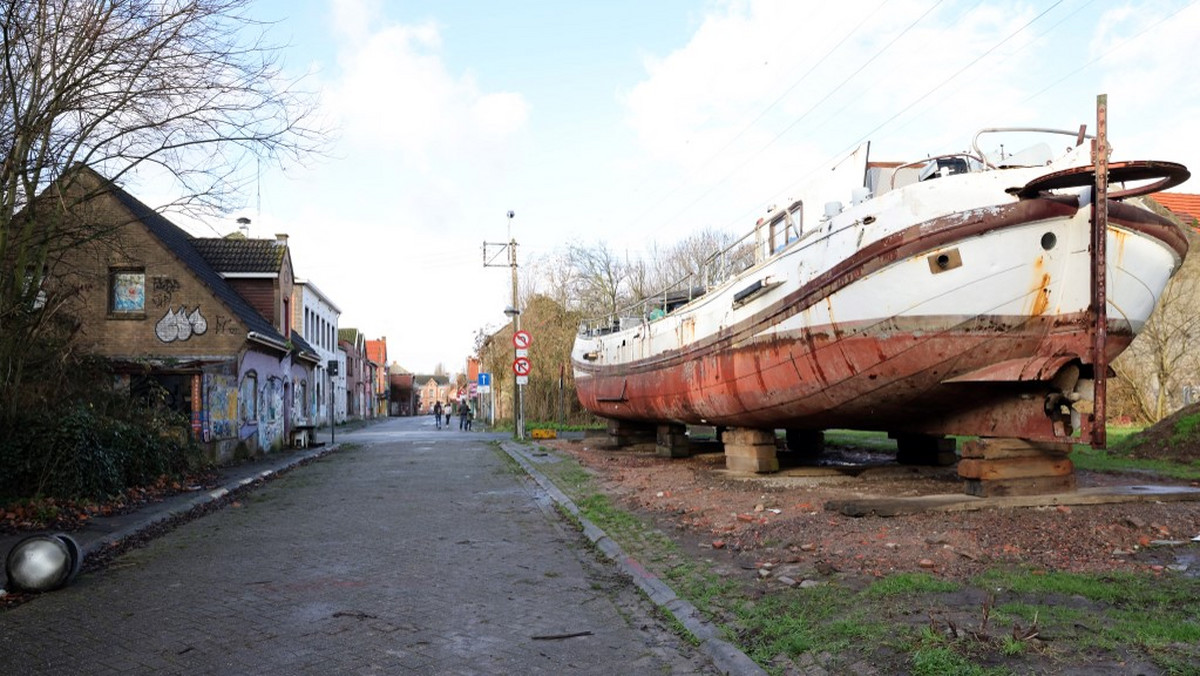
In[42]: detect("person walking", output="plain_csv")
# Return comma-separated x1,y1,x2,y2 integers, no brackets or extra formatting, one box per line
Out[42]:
433,401,443,430
445,403,452,428
458,400,470,430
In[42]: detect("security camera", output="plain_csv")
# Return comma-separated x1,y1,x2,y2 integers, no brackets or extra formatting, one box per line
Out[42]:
507,210,515,219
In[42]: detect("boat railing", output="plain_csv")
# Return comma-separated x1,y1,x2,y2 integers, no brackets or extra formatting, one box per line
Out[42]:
971,126,1092,169
579,223,762,337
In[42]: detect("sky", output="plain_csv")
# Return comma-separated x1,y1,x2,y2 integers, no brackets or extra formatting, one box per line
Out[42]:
149,0,1200,375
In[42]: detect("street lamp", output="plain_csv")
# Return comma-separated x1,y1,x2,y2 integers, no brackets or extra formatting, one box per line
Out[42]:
5,533,81,592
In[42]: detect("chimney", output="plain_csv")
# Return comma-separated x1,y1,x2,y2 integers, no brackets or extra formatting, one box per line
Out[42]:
236,217,251,237
274,233,288,247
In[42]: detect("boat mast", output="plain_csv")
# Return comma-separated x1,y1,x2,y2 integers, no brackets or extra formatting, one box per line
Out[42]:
1090,94,1109,448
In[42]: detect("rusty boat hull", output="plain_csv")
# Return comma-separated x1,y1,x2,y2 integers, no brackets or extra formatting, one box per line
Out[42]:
572,133,1189,444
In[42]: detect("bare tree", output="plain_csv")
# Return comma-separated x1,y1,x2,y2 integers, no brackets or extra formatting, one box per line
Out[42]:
0,0,322,416
1111,229,1200,422
565,240,628,318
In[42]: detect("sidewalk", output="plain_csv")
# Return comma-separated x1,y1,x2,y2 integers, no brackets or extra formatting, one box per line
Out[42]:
1,426,346,592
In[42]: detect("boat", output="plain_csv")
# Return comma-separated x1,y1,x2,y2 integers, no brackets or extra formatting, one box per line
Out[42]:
571,112,1189,465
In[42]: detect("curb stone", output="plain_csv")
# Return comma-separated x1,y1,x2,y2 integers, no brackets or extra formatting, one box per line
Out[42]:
79,444,340,561
1,443,342,594
500,441,767,676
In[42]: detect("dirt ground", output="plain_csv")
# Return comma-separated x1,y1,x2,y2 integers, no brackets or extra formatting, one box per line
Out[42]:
543,438,1200,583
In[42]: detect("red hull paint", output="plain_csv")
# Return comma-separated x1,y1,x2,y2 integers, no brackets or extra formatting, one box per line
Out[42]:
576,313,1130,440
574,198,1182,441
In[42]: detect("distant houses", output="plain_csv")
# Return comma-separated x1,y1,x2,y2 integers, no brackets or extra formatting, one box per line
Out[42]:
36,167,401,462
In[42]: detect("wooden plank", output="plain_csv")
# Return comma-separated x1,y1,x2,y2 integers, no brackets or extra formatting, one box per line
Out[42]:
960,438,1072,459
726,454,779,473
957,456,1074,480
825,485,1200,517
964,474,1076,497
722,427,776,445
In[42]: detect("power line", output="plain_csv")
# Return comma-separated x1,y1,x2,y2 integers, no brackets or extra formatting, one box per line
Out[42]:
645,0,947,240
1023,0,1197,104
616,1,895,239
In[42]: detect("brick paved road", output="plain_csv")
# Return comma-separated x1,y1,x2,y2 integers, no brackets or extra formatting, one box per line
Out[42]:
0,417,718,675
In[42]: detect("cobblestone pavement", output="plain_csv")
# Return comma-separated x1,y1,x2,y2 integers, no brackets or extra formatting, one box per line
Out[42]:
0,417,719,675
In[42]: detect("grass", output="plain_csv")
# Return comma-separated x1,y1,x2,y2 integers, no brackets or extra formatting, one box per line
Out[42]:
1068,446,1200,479
512,440,1200,675
867,572,960,596
823,425,1200,480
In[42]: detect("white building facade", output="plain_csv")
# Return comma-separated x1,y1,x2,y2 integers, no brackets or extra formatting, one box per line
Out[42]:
292,280,343,427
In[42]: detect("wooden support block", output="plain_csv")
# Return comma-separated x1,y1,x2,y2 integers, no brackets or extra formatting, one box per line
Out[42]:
957,456,1074,480
722,427,776,446
605,418,655,448
965,474,1077,497
724,442,779,473
960,438,1072,459
656,424,690,458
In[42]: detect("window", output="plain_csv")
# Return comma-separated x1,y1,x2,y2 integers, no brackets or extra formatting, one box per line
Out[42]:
109,268,145,315
22,266,47,310
240,370,258,423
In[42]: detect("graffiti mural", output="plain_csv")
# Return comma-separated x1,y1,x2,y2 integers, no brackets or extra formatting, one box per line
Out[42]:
156,305,208,343
239,371,257,424
205,374,238,440
259,376,285,449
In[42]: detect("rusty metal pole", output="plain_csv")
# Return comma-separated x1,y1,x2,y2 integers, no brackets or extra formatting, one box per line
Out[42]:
1090,94,1109,448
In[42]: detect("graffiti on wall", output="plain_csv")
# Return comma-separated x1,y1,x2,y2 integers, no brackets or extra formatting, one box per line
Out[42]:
259,376,284,449
150,276,182,309
212,315,243,336
156,305,208,343
205,374,238,440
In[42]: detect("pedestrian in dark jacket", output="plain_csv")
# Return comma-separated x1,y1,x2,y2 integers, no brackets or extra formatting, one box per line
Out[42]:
433,401,443,429
458,400,470,430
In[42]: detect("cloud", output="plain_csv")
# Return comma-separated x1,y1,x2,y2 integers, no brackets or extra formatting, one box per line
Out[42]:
322,0,530,169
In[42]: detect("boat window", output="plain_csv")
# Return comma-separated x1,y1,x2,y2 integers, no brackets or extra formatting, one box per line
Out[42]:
918,157,970,182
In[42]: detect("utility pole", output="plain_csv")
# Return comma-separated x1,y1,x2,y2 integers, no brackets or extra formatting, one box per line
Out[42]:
483,210,524,439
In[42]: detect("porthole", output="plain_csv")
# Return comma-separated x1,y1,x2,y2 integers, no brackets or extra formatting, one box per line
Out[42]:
1041,232,1057,251
927,248,962,274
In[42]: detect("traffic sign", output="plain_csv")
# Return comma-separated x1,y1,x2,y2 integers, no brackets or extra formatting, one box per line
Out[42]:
478,373,491,387
516,375,528,385
513,330,532,349
513,356,531,376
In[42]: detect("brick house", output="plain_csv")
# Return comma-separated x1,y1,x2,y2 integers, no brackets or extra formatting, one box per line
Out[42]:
365,337,388,417
388,364,415,416
339,328,370,420
41,167,320,461
1152,192,1200,229
416,375,452,414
